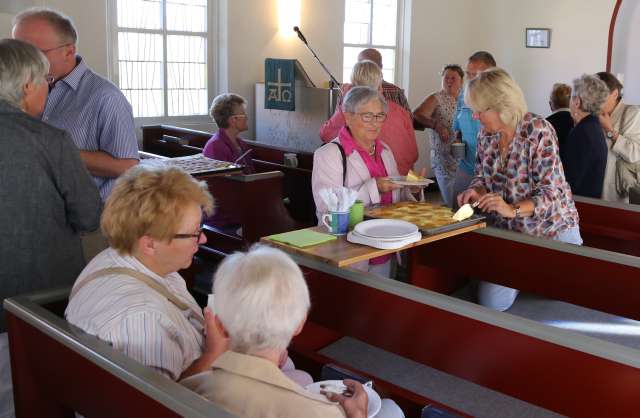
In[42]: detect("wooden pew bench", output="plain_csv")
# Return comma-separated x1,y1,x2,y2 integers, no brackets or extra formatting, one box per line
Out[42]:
285,254,640,418
408,226,640,321
574,195,640,257
4,289,232,418
142,124,317,224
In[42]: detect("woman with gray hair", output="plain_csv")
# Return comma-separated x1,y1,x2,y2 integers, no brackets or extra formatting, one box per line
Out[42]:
181,245,404,418
457,68,580,311
559,74,609,198
0,38,101,417
319,60,418,175
203,93,255,173
313,86,422,277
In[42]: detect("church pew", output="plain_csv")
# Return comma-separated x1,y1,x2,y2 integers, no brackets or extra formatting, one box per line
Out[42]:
408,227,640,321
286,254,640,418
574,195,640,257
4,289,232,418
141,125,317,224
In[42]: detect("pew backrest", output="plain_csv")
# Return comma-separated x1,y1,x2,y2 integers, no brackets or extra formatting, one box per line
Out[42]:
4,288,233,418
291,253,640,418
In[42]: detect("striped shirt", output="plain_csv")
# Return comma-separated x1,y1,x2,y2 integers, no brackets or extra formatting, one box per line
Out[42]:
42,56,139,200
65,248,204,381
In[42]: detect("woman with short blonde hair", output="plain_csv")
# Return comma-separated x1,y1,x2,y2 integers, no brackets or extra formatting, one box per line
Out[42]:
465,67,527,130
458,67,581,312
66,165,226,382
351,59,383,88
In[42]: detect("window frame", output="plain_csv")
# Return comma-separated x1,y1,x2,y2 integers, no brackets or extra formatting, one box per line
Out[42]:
106,0,220,123
340,0,408,87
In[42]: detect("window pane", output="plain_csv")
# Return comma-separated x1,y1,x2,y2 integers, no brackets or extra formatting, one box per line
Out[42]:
123,89,163,118
117,0,161,30
166,0,207,32
372,0,397,46
167,35,206,63
118,32,163,62
167,35,207,115
344,0,371,44
118,61,162,90
342,46,362,83
168,89,208,116
379,48,395,72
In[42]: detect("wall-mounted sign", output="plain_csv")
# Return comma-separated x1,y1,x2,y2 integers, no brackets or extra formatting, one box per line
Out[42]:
526,28,551,48
265,59,296,111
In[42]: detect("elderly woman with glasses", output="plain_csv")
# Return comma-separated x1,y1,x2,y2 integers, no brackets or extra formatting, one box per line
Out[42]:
559,74,609,198
203,93,255,174
0,38,101,418
457,68,581,311
66,165,227,381
182,245,404,418
313,86,421,276
319,60,418,175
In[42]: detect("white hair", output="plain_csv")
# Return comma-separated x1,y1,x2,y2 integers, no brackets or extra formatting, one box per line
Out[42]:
0,39,48,108
213,245,310,354
342,85,388,114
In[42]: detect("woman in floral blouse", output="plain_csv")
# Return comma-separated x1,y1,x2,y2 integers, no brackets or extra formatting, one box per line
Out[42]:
457,68,582,311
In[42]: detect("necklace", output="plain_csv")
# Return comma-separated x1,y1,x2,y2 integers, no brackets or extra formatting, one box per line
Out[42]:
368,144,376,156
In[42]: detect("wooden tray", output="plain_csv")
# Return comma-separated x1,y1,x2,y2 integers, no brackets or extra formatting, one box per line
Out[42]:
365,202,485,235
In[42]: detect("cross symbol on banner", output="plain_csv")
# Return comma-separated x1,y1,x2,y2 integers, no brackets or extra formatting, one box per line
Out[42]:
267,68,293,103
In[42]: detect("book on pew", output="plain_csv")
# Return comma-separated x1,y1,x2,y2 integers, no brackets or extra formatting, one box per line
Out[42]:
421,405,464,418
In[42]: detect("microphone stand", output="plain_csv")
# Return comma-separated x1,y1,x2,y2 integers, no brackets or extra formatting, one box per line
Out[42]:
293,26,341,116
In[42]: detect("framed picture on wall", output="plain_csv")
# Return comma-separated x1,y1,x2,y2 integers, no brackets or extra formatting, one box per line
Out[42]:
525,28,551,48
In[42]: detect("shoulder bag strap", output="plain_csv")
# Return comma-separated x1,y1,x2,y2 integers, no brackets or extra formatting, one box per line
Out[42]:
333,141,347,186
69,267,203,326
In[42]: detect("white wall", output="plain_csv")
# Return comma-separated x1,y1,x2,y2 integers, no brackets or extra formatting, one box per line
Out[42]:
1,0,620,142
612,0,640,104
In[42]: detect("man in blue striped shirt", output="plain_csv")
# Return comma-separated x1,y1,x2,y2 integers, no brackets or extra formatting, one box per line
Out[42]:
13,8,139,201
451,51,496,209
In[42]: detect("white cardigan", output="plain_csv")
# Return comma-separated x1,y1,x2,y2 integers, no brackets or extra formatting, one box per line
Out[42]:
312,138,418,221
602,102,640,202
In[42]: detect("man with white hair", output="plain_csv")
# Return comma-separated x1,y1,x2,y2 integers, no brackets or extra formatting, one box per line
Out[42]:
12,8,138,201
182,245,404,418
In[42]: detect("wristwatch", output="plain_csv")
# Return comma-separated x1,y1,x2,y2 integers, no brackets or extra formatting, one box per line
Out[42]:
606,130,617,140
513,204,521,219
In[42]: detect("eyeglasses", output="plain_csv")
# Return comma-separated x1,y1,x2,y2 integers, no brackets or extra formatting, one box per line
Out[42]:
173,219,205,240
40,43,72,55
357,112,387,123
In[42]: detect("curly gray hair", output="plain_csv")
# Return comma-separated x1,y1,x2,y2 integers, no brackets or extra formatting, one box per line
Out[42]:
0,39,49,108
209,93,246,128
572,74,609,115
342,86,388,114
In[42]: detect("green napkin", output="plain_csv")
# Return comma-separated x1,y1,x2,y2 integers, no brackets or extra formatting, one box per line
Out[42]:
268,229,337,248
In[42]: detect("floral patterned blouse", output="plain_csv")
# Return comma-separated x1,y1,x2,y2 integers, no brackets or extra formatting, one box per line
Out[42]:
430,90,459,178
468,113,579,238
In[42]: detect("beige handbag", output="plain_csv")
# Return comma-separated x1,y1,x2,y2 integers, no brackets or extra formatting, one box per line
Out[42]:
615,105,640,197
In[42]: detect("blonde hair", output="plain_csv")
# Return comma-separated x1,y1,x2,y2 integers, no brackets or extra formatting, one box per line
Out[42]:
101,165,214,254
465,67,527,129
351,60,382,89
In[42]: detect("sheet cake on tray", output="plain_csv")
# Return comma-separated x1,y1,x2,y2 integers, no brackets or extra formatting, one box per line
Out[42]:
365,202,484,235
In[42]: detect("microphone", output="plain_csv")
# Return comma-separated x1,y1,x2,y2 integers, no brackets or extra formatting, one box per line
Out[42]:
293,26,307,44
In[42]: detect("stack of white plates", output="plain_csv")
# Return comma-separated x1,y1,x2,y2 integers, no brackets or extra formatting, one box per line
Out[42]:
347,219,422,249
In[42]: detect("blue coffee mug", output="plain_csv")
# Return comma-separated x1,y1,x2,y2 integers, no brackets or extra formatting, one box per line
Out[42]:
321,211,350,235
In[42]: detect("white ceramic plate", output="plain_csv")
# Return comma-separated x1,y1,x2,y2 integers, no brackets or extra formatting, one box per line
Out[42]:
354,219,419,239
388,176,434,187
305,380,381,418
